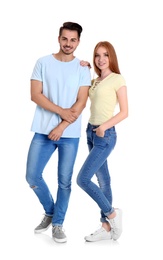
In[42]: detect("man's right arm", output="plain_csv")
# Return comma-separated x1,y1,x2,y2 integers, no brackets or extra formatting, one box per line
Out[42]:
31,79,77,123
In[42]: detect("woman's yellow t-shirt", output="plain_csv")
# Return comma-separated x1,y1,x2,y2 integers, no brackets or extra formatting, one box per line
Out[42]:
88,73,126,125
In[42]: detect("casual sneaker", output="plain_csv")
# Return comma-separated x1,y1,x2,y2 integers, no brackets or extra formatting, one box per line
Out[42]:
52,226,67,243
108,208,122,240
84,227,112,242
34,215,52,234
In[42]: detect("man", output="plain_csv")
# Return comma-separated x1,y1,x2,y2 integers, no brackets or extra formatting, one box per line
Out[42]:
26,22,91,243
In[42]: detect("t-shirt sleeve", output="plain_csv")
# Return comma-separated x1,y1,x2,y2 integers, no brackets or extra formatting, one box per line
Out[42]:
80,67,91,86
30,59,43,81
115,75,126,91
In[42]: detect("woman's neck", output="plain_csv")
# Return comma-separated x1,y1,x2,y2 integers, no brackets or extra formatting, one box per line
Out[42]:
99,70,112,81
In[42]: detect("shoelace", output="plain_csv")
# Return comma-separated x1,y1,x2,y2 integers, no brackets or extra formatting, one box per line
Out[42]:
109,219,119,236
42,218,46,223
90,226,104,236
53,226,64,234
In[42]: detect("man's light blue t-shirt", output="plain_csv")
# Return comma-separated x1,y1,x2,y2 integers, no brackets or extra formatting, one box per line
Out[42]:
30,54,91,137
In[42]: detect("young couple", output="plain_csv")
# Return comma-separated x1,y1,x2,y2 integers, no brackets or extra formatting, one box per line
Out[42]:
26,21,128,243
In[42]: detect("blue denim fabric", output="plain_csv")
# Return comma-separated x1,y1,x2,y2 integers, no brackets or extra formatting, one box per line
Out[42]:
26,133,79,226
77,123,117,222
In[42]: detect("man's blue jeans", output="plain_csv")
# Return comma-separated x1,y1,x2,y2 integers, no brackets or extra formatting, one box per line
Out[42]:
77,123,117,222
26,133,79,226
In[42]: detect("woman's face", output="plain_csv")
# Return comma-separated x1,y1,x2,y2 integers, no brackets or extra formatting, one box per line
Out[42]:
94,46,109,70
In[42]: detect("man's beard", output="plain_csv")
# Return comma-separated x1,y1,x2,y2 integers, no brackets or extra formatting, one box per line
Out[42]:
61,48,74,55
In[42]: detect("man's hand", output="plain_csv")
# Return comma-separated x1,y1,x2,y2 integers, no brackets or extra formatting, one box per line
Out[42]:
59,108,78,123
48,125,64,141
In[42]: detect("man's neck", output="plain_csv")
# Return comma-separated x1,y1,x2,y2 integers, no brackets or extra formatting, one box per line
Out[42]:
53,52,75,62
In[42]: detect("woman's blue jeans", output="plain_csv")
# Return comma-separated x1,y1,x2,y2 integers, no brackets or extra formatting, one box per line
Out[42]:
77,123,117,223
26,133,79,226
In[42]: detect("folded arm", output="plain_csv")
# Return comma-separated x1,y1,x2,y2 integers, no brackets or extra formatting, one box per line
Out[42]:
31,80,78,123
48,85,89,140
30,79,90,140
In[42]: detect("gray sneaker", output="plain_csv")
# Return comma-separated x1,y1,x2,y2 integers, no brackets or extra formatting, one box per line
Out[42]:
34,215,52,233
52,226,67,243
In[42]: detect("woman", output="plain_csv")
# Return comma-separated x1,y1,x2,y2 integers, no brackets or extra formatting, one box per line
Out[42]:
77,41,128,242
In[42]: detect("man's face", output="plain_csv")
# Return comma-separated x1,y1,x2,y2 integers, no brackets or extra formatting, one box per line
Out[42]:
58,29,80,55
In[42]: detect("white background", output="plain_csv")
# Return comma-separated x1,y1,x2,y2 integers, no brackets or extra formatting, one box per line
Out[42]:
1,0,163,259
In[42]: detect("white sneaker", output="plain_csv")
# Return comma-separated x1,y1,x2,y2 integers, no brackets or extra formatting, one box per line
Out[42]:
84,227,112,242
108,208,122,240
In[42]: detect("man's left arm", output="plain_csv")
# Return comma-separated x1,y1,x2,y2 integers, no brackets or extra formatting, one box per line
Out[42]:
71,86,89,116
48,86,90,140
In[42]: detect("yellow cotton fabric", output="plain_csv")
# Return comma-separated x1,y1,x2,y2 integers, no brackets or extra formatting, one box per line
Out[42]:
89,73,126,125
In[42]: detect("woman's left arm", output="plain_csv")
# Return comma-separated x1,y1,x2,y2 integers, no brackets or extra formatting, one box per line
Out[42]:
116,85,128,121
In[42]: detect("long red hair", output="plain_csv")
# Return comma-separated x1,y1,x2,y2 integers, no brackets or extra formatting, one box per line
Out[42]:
93,41,121,76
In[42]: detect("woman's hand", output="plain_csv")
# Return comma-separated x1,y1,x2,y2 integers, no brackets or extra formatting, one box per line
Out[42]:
93,126,105,137
80,60,91,69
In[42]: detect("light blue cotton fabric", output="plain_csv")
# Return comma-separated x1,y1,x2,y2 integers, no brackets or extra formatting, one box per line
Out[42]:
30,54,91,137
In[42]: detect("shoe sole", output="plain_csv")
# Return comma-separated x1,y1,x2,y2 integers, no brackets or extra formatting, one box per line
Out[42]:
85,237,112,242
53,237,67,243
